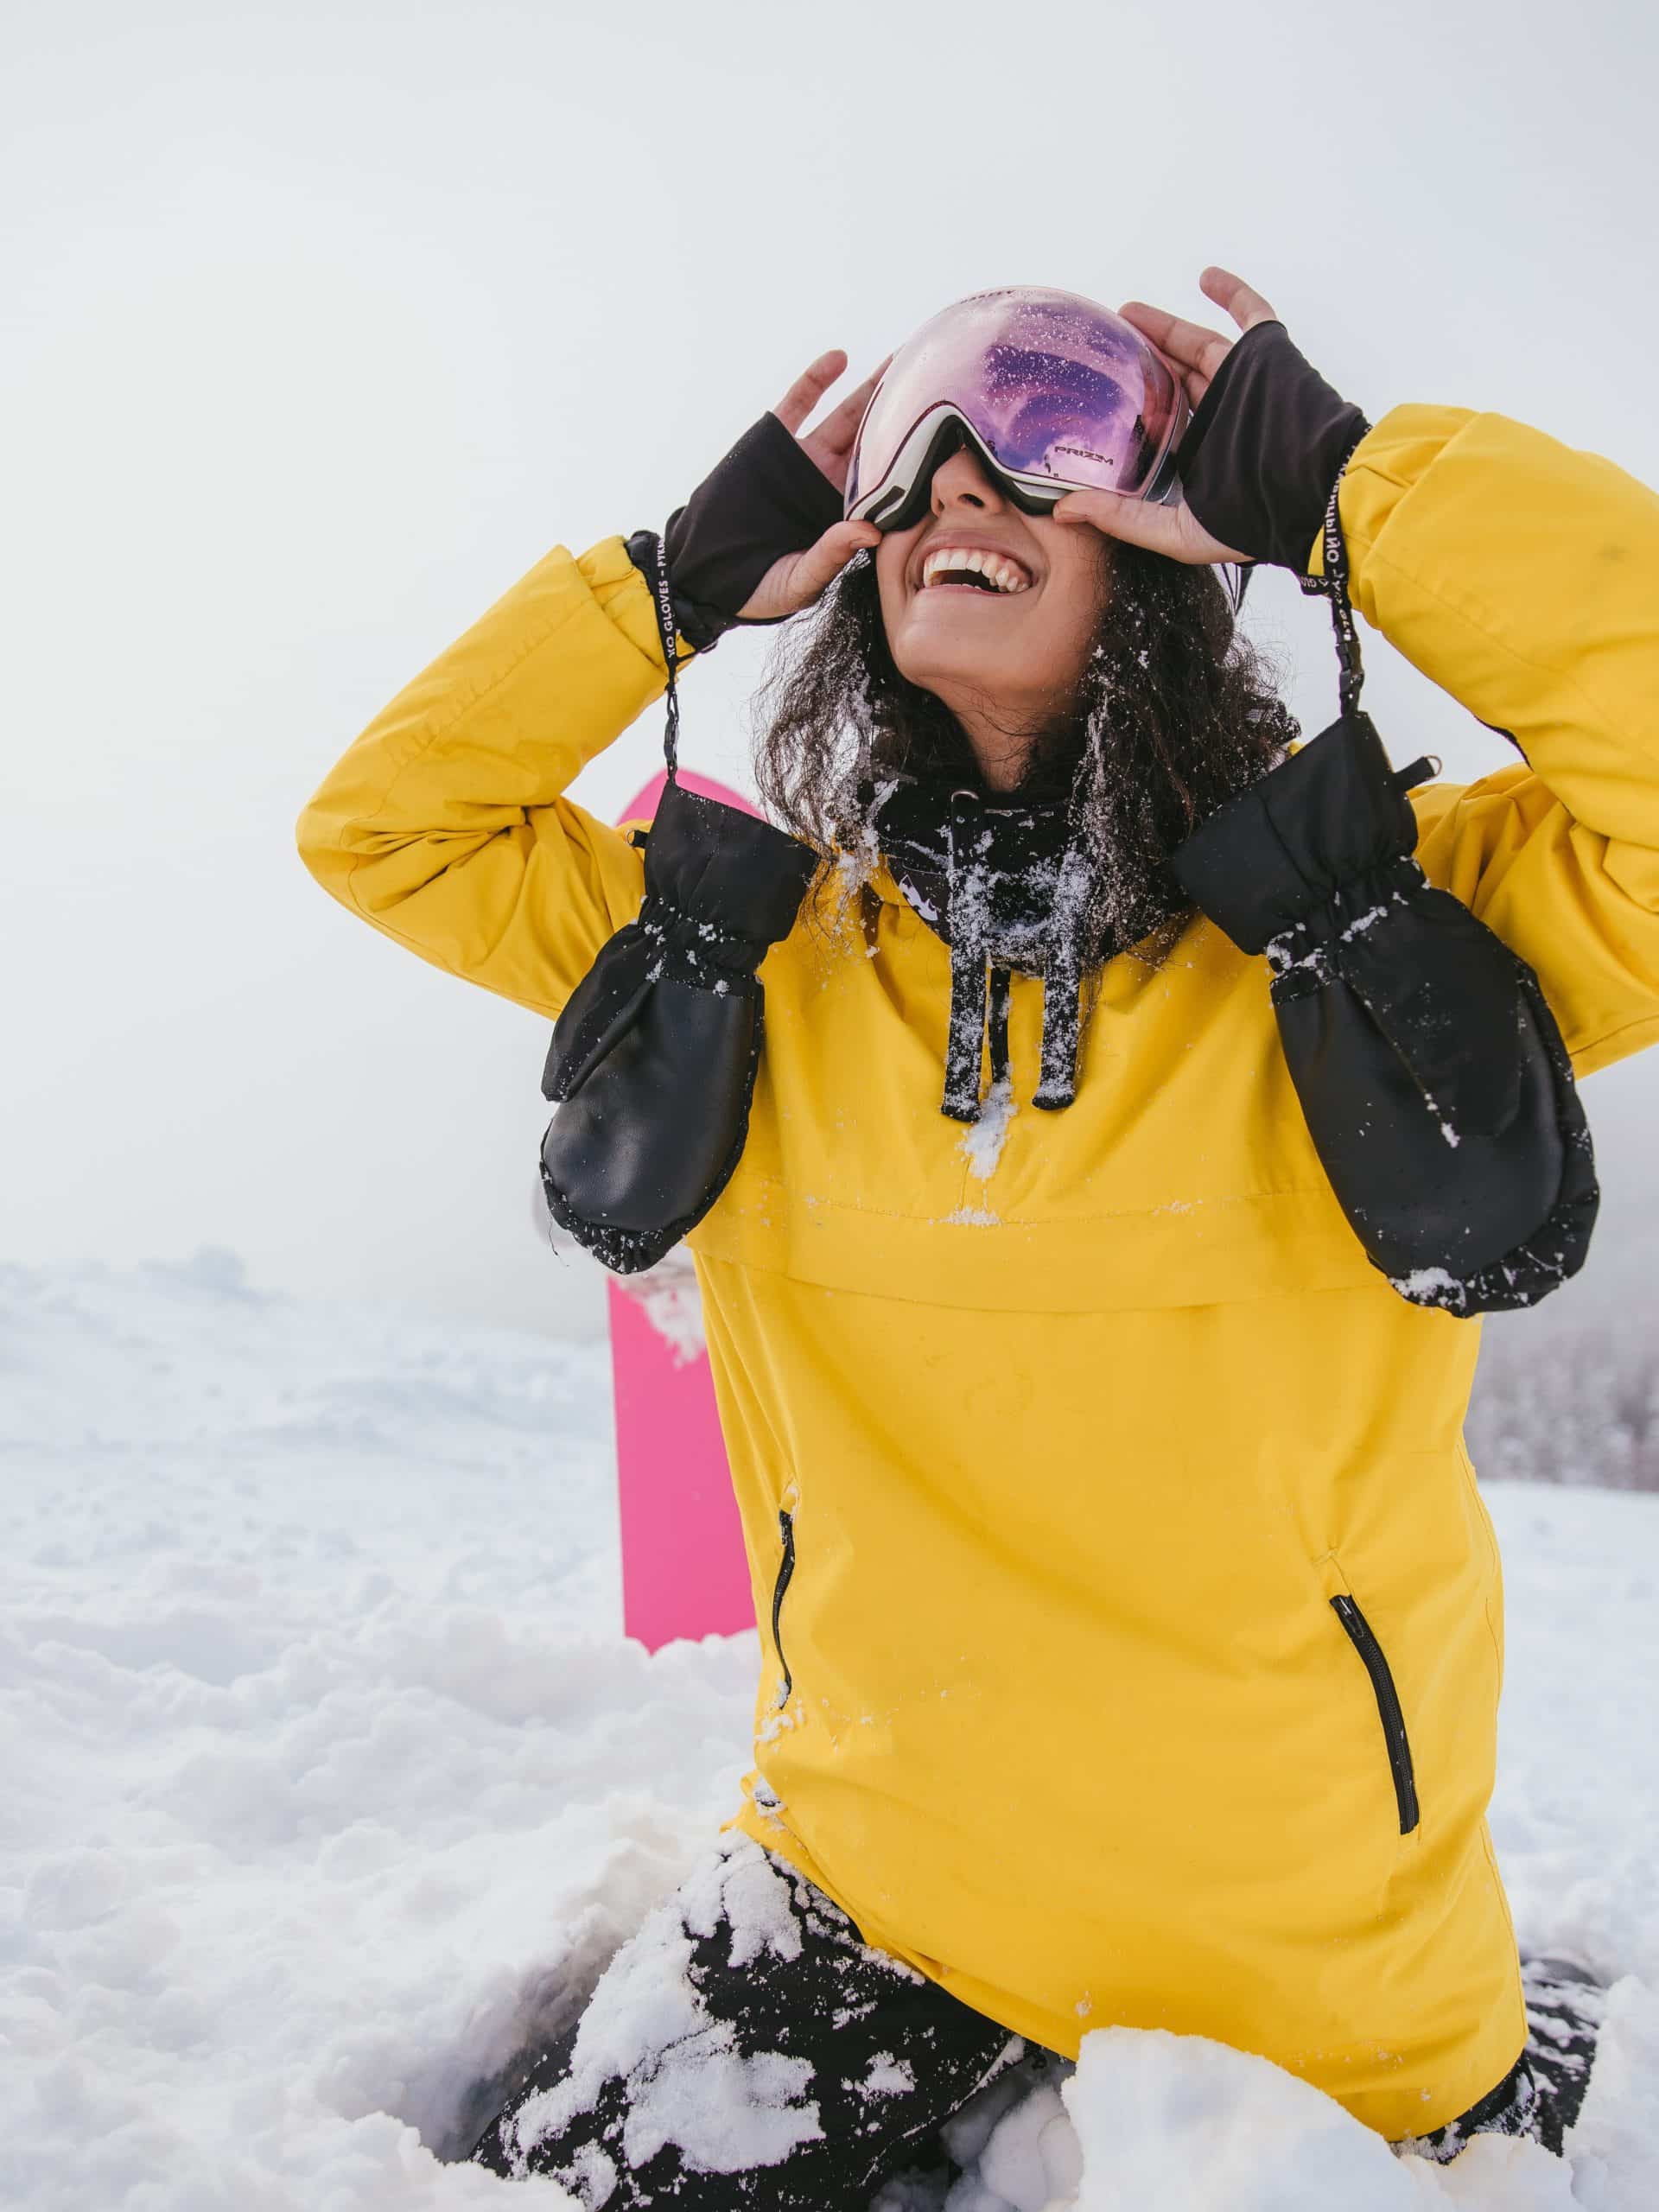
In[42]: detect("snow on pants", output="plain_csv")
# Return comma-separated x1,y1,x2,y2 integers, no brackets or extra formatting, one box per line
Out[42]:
468,1831,1031,2208
469,1833,1599,2203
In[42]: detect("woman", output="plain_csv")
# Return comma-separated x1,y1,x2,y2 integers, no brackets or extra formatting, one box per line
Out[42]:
298,269,1657,2193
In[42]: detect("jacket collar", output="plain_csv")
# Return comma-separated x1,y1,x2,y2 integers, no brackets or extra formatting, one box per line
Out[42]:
862,775,1104,1122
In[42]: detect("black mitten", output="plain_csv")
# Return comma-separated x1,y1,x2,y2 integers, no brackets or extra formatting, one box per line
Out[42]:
1171,709,1599,1314
626,413,843,651
537,535,818,1274
1175,320,1370,569
540,775,817,1273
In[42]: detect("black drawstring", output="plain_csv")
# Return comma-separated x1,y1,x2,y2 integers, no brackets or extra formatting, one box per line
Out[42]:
986,964,1012,1091
1033,970,1081,1109
943,790,992,1120
1033,843,1088,1112
941,789,1087,1122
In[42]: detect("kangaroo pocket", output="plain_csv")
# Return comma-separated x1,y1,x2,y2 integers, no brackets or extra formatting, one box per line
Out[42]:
750,1459,1434,1946
710,1273,1513,2125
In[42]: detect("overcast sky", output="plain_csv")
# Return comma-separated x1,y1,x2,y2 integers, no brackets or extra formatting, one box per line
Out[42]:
6,0,1657,1338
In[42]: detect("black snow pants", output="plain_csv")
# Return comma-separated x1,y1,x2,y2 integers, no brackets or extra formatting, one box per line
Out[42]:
470,1832,1600,2205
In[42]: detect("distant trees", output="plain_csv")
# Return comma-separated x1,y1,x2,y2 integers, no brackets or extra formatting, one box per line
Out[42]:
1467,1321,1659,1490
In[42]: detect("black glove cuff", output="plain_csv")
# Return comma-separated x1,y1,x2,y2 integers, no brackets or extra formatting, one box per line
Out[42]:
1174,321,1370,570
1170,715,1417,953
628,413,843,652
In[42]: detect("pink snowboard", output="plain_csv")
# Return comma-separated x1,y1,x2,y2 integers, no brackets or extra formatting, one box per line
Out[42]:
608,771,755,1651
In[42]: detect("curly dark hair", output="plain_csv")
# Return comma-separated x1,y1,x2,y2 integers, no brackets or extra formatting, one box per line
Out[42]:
752,544,1297,963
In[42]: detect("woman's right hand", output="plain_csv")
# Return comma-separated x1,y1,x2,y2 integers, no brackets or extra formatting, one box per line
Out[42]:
733,351,885,621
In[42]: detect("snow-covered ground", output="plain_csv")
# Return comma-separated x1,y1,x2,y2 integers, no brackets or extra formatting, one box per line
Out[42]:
3,1256,1656,2210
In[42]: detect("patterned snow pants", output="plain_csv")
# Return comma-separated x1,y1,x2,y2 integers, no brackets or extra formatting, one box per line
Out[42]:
470,1832,1601,2206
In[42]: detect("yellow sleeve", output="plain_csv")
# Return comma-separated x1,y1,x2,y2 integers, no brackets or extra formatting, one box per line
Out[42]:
1329,404,1659,1077
296,533,680,1021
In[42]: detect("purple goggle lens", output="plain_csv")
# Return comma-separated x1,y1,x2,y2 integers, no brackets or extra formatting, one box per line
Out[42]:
846,287,1189,531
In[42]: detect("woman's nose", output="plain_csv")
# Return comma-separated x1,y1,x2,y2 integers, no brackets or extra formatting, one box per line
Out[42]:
930,442,1006,514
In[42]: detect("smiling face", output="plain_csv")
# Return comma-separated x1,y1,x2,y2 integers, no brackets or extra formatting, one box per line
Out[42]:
874,440,1112,790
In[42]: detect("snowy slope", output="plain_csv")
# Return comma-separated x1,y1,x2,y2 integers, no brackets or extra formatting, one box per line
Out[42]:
3,1258,1656,2210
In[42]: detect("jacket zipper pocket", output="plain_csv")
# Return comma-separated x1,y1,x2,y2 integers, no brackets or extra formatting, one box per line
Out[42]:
770,1509,796,1706
1330,1593,1421,1835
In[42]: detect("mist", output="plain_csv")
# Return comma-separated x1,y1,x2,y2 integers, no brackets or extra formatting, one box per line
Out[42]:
6,0,1656,1342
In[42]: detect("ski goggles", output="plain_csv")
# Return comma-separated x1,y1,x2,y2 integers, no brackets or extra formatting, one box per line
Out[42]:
845,287,1189,532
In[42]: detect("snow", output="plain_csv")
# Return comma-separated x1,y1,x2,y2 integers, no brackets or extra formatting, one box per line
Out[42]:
864,2055,918,2101
1393,1264,1465,1300
1059,2030,1557,2210
501,1837,823,2183
960,1078,1017,1181
1343,904,1390,940
4,1255,1659,2209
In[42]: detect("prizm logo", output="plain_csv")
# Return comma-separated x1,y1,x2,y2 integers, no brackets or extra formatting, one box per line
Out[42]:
1051,444,1112,467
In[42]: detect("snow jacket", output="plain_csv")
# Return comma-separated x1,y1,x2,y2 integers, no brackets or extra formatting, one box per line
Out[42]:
297,406,1659,2140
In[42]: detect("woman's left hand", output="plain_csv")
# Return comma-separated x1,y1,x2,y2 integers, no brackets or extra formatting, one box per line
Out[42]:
1052,267,1280,566
730,351,887,622
773,348,892,499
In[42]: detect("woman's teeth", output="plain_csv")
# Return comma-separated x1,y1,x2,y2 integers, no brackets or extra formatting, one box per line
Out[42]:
920,548,1030,594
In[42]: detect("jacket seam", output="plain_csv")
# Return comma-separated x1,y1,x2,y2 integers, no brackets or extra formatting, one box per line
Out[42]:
690,1238,1009,1314
1341,403,1479,504
1567,1008,1659,1063
691,1225,1374,1319
726,1171,1342,1231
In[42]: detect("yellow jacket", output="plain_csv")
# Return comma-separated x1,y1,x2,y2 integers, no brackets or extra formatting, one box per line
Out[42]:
298,406,1659,2139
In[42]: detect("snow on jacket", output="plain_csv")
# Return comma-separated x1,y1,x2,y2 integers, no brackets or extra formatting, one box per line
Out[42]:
297,406,1659,2139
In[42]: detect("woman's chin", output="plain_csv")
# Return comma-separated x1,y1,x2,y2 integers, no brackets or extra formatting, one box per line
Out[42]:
893,610,1033,700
